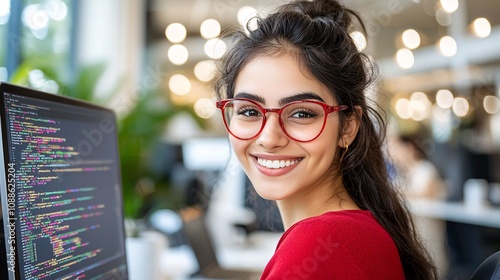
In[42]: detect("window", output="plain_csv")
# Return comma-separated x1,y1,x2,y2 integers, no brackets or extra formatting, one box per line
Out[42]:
0,0,9,81
0,0,74,90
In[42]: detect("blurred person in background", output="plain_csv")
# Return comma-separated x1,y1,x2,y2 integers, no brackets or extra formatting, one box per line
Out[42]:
388,134,448,277
389,134,447,199
214,0,437,278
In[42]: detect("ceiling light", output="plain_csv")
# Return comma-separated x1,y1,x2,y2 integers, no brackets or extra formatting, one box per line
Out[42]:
410,91,428,101
204,39,226,59
169,74,191,96
395,98,412,119
452,97,469,117
168,44,189,65
396,48,414,69
350,31,367,51
194,60,217,82
436,89,454,109
200,18,221,39
194,98,216,119
438,36,457,57
440,0,458,13
402,29,420,50
472,18,491,38
484,95,500,114
237,6,257,27
165,23,186,43
409,92,431,121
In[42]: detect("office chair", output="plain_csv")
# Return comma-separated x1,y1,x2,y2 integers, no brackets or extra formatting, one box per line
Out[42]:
470,251,500,280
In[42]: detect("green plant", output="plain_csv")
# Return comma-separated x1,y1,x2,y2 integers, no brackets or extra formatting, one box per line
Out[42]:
116,90,185,218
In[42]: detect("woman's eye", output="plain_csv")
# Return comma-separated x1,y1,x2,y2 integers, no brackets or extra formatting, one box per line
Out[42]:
236,107,261,117
291,110,318,118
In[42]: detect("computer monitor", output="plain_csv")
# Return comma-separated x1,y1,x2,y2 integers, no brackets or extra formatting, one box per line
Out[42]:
0,82,128,279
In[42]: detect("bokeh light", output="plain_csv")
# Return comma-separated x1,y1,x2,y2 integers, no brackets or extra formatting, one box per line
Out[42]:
402,29,421,50
438,36,457,57
452,97,469,117
436,89,454,109
46,0,68,21
200,18,221,39
396,48,414,69
194,98,216,119
165,23,187,43
440,0,459,13
409,92,432,121
204,38,226,59
472,18,491,38
237,6,257,27
483,95,500,114
194,60,217,82
350,31,367,51
395,98,412,119
168,44,189,65
169,74,191,95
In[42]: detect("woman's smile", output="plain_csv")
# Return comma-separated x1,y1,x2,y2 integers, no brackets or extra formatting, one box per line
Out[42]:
255,156,302,169
251,154,304,176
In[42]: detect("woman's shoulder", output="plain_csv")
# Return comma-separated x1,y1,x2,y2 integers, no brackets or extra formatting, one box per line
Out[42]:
278,210,392,249
284,210,386,240
262,210,404,279
276,210,387,257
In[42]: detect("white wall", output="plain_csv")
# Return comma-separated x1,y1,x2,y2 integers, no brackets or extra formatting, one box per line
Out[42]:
77,0,145,113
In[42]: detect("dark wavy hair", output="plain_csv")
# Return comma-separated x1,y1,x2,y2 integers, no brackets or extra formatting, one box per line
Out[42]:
214,0,437,279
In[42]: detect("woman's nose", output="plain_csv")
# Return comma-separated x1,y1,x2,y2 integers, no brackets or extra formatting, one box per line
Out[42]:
255,114,288,150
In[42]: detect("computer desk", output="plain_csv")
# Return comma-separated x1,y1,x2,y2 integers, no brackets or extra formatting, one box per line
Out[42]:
407,198,500,228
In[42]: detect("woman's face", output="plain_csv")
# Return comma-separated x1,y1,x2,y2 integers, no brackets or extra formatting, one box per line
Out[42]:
230,53,345,202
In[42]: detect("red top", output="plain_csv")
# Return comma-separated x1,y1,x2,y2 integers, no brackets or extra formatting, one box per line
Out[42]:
260,210,405,279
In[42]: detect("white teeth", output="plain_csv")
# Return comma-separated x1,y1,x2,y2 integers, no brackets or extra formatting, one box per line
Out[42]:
257,158,299,169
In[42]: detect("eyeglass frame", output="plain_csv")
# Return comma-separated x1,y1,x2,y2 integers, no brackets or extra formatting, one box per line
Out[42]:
216,98,349,143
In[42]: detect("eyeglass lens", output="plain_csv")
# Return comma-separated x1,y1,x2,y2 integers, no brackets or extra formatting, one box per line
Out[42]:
222,99,328,142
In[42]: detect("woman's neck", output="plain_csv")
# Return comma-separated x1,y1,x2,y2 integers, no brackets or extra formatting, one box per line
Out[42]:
276,182,359,230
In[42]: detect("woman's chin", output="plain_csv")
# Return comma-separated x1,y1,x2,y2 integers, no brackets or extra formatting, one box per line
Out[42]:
252,184,291,201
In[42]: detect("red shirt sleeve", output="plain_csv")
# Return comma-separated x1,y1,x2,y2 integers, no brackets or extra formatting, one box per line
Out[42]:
260,210,405,280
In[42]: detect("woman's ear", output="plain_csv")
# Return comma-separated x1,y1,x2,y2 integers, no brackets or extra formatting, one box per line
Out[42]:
338,106,362,147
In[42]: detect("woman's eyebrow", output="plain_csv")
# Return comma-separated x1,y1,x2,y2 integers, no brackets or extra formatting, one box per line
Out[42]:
234,92,326,106
234,92,265,103
279,92,325,106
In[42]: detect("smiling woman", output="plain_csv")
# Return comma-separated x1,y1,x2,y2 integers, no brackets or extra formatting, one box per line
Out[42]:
214,0,437,279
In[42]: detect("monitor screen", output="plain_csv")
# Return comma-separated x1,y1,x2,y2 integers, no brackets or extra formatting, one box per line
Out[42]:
0,82,128,279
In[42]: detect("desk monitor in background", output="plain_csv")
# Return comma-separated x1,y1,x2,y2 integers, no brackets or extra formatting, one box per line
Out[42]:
0,82,128,279
180,207,261,280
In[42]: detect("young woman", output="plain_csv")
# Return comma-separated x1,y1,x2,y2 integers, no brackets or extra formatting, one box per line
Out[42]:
214,0,437,279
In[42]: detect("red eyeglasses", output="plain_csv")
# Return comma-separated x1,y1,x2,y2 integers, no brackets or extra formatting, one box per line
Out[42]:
216,98,348,142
